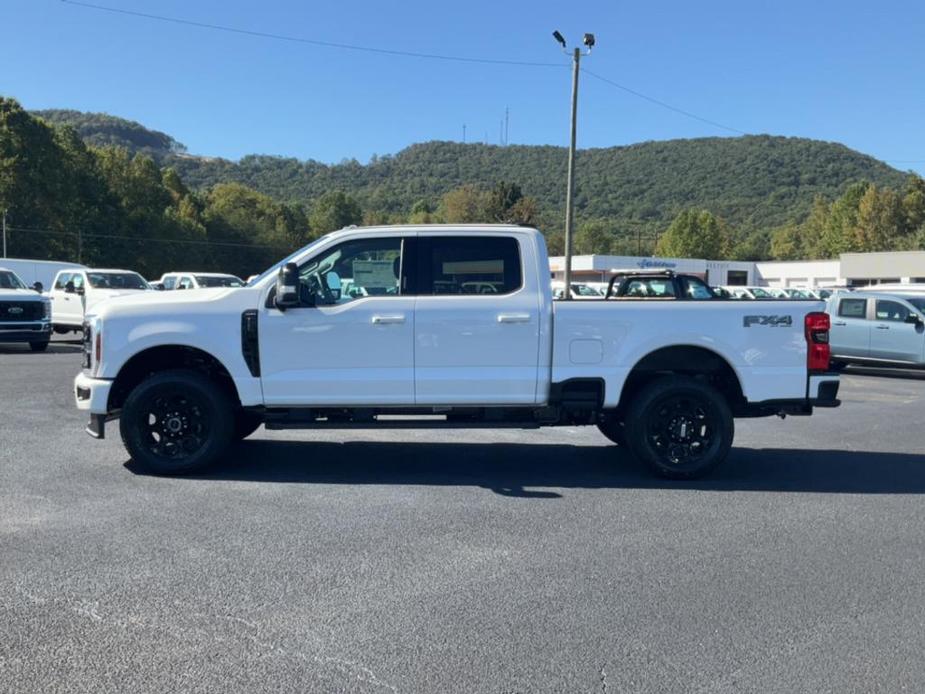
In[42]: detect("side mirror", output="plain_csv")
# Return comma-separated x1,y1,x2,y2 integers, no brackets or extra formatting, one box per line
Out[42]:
152,282,165,291
32,281,43,293
905,313,923,325
64,281,76,294
275,262,301,310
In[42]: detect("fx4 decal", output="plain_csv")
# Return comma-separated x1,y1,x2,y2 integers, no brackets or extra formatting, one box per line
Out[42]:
743,314,793,328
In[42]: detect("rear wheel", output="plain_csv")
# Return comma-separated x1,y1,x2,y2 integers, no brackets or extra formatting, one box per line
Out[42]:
29,341,49,352
828,360,848,372
120,369,233,475
624,376,733,479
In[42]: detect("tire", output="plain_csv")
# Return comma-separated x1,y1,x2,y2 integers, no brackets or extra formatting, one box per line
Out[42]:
119,369,233,475
233,410,263,441
624,376,733,480
29,341,49,352
597,415,626,446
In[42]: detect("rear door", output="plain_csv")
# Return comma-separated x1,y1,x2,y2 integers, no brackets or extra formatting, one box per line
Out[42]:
870,298,924,363
830,297,869,358
413,234,540,405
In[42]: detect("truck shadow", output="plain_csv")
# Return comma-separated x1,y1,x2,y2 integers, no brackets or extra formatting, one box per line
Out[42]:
128,440,925,497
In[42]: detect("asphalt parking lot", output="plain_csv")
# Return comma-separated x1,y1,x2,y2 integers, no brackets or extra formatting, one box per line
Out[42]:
2,341,925,693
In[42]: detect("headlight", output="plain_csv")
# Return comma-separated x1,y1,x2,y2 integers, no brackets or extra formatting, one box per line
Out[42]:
43,300,51,320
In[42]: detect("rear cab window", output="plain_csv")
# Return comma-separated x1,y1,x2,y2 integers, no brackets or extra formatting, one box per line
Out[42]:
421,236,522,296
838,298,867,319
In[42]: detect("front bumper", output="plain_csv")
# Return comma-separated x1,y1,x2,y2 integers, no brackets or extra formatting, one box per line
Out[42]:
0,321,51,343
74,372,115,438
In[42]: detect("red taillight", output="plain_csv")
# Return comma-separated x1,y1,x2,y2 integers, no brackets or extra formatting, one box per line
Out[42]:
805,311,830,372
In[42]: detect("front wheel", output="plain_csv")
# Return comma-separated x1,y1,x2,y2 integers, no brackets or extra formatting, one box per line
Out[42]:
624,376,733,480
29,341,49,352
120,369,233,475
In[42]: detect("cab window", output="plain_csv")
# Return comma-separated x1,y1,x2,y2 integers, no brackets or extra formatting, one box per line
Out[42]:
838,298,867,319
177,276,194,290
71,273,85,290
299,236,403,304
875,299,910,322
54,272,72,290
163,276,177,290
423,236,522,296
623,278,676,298
678,276,714,300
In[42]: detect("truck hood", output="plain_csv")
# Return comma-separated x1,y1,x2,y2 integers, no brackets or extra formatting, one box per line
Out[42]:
0,288,46,301
88,287,250,319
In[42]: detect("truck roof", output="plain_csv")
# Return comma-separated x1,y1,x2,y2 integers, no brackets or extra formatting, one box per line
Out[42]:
324,224,541,241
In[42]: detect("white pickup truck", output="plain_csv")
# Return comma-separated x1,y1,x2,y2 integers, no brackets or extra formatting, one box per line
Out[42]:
74,225,840,479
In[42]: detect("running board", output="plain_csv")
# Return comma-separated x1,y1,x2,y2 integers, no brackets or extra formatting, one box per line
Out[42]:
264,410,540,429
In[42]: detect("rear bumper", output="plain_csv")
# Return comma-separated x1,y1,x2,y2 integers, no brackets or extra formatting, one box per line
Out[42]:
0,321,51,343
740,372,840,417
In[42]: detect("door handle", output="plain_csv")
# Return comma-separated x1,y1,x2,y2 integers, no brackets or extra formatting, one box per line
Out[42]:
832,321,846,326
371,314,405,325
876,325,890,330
497,313,531,324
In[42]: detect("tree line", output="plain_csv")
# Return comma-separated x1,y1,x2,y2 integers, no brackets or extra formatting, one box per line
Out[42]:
4,97,925,278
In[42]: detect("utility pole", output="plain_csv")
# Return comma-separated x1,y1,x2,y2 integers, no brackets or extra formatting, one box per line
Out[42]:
504,106,509,145
77,228,82,264
2,209,6,258
552,30,594,298
462,124,466,143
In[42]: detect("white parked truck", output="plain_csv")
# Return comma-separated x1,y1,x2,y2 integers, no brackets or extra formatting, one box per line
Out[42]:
49,268,151,332
74,225,840,478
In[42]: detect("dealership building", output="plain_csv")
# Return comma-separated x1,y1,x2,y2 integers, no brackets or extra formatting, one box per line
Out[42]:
549,250,925,289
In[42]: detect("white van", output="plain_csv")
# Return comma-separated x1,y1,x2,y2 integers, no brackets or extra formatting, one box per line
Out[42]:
0,258,85,293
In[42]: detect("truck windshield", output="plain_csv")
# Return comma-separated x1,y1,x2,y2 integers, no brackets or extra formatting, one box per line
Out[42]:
0,270,27,289
750,287,773,299
87,272,149,290
195,275,243,288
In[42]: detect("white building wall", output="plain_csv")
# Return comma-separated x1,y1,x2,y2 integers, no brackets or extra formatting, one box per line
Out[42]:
754,260,842,288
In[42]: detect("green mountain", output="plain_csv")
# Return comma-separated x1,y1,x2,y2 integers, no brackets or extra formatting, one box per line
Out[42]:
32,109,185,157
34,108,909,235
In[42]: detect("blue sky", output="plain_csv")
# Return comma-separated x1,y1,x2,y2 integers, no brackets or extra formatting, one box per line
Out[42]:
2,0,923,175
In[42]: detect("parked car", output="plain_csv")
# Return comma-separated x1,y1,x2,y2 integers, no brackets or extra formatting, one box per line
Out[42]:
826,291,925,368
766,287,816,300
551,281,603,299
153,272,245,291
721,286,776,300
605,271,716,300
49,268,151,332
0,267,51,351
74,224,839,480
0,258,85,293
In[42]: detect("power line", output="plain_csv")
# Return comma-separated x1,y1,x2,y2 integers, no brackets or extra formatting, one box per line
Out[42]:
581,68,748,136
60,0,565,68
7,225,292,250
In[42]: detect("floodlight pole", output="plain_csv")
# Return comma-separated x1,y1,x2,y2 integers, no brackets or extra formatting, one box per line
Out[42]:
2,209,6,258
563,47,581,298
553,32,592,298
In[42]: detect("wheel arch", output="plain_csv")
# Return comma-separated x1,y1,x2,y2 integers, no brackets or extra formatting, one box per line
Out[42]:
617,344,746,415
108,344,242,412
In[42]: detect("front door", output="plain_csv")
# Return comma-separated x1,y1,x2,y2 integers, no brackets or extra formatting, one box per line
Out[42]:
413,234,540,405
870,298,925,363
259,234,415,406
830,296,870,358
